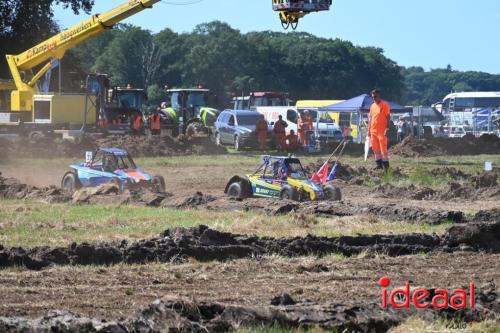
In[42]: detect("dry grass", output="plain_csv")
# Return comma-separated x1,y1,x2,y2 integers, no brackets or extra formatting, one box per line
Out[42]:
1,253,498,323
222,213,450,240
0,199,451,247
390,316,500,333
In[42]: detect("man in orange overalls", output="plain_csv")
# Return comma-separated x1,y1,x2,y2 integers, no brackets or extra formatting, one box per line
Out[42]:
301,110,313,145
368,89,391,171
131,112,143,135
256,115,268,151
273,115,288,151
283,129,299,153
149,109,162,136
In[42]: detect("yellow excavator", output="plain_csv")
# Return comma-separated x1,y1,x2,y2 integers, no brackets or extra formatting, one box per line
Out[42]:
0,0,332,139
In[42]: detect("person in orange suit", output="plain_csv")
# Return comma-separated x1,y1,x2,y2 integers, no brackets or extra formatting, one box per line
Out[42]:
131,112,143,135
256,115,269,151
283,129,299,153
368,89,391,171
301,110,313,145
273,115,288,151
149,109,162,136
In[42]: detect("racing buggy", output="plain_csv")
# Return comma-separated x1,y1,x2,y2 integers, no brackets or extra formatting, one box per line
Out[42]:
61,148,166,194
225,156,341,201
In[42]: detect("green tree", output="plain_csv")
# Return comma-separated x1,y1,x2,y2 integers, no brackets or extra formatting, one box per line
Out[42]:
402,67,500,105
146,84,168,107
453,82,473,92
63,21,421,108
93,25,157,87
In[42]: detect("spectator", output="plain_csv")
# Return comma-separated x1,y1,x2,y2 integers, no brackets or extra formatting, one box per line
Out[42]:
273,115,288,151
283,129,299,153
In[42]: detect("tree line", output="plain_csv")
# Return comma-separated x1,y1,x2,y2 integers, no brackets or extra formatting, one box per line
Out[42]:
69,22,405,108
2,1,500,108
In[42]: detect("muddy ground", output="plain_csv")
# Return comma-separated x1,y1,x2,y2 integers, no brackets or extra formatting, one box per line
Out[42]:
1,138,500,331
2,173,499,228
0,135,226,159
1,132,499,160
1,221,499,270
0,252,498,331
391,134,500,157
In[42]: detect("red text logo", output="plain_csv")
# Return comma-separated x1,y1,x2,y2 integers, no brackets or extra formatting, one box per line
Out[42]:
379,276,475,310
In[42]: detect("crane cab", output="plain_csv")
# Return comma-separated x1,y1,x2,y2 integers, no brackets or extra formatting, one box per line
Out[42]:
272,0,332,30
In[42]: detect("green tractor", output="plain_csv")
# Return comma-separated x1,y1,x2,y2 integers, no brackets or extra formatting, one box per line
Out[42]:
162,88,220,136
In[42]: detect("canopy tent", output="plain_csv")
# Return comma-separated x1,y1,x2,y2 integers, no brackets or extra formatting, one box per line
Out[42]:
400,107,444,123
319,94,408,113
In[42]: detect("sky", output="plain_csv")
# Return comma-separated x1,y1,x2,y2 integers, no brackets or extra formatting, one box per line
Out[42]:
54,0,500,74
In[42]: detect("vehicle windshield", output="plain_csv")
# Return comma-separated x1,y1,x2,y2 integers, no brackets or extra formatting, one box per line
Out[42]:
116,91,144,109
286,160,306,178
253,97,287,107
238,114,261,126
116,155,136,169
187,93,206,107
102,154,137,171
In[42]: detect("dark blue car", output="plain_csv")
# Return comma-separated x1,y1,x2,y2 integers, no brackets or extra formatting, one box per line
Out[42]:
214,110,269,150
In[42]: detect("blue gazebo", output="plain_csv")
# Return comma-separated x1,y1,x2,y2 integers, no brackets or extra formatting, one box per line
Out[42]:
320,94,407,112
319,94,409,143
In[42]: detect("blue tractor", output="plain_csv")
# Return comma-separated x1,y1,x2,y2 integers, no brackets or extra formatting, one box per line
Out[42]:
61,148,166,194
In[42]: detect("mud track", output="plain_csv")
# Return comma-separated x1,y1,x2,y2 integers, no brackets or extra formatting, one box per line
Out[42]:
1,222,499,270
391,134,500,157
0,134,226,159
1,282,498,333
6,172,498,226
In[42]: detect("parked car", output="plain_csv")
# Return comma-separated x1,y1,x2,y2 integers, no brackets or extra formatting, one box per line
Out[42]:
214,110,269,150
443,125,473,138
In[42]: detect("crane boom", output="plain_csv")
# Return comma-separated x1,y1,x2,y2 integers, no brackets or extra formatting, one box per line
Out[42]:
5,0,161,113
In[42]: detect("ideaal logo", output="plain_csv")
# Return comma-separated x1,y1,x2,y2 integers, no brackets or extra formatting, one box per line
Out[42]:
379,276,475,309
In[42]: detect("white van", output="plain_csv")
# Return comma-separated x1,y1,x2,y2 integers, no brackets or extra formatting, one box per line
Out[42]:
254,106,298,133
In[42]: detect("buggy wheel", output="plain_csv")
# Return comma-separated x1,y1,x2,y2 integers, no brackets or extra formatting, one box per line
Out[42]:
61,171,81,194
279,185,299,201
152,175,166,193
227,182,244,199
324,184,342,201
109,177,124,192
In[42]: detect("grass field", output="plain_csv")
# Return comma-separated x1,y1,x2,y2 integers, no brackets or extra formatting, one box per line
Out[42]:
1,153,497,247
0,200,451,247
0,153,499,332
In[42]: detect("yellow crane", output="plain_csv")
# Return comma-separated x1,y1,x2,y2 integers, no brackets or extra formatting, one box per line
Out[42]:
4,0,162,121
0,0,332,128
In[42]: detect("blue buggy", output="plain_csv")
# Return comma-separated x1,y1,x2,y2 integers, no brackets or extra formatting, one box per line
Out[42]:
61,148,166,194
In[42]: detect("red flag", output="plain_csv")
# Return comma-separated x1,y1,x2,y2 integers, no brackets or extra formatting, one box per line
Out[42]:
311,161,329,185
